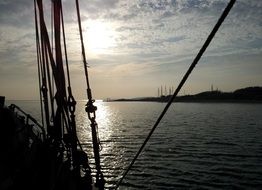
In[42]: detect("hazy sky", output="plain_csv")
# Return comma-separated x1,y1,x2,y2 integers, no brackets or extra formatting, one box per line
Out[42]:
0,0,261,100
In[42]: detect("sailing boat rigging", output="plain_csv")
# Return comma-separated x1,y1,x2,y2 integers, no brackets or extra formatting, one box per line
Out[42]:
0,0,236,189
34,0,104,188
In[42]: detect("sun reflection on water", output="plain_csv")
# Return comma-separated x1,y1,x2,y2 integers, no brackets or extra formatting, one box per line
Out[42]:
76,101,117,143
95,101,115,141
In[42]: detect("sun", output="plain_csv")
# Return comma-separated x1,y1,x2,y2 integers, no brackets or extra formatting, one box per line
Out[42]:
84,20,116,54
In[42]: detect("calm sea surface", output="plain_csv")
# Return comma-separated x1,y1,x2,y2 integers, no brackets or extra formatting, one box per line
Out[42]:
6,100,262,189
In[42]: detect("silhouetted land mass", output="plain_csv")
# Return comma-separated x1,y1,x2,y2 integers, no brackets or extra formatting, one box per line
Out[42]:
112,86,262,103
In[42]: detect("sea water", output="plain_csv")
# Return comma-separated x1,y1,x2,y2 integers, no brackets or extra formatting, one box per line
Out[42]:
6,100,262,189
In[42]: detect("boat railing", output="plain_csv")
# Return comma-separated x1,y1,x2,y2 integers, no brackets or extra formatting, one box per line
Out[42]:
9,104,46,141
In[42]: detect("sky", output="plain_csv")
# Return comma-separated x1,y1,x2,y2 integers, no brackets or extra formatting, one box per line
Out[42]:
0,0,261,100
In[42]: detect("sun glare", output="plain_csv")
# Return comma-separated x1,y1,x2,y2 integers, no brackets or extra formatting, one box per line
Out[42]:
84,20,116,54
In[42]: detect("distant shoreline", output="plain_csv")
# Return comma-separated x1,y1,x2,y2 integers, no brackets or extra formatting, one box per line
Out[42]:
107,86,262,103
111,98,262,104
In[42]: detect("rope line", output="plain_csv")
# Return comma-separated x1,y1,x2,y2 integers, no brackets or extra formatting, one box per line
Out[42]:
34,0,44,127
75,0,90,90
115,0,236,189
75,0,105,187
60,2,71,87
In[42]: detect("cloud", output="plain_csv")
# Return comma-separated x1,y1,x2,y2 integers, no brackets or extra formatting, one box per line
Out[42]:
0,0,33,28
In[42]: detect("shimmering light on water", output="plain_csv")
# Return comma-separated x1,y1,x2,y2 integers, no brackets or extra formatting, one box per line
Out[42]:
7,100,262,189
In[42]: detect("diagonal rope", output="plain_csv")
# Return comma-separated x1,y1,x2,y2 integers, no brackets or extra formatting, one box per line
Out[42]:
115,0,236,189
